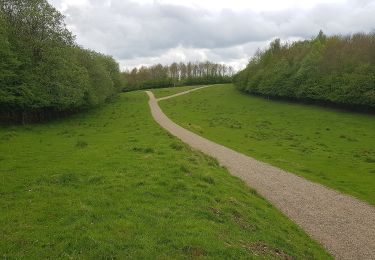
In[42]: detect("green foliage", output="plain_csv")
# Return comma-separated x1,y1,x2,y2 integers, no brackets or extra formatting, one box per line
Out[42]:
160,84,375,205
0,91,330,258
0,12,19,100
122,62,233,91
0,0,121,123
234,32,375,110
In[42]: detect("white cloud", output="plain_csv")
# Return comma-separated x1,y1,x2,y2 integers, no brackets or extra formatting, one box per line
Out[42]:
135,0,347,12
48,0,375,71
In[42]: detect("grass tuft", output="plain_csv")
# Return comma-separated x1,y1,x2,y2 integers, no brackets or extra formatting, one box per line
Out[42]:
50,172,80,186
132,146,154,153
201,175,215,185
76,140,88,148
170,142,184,151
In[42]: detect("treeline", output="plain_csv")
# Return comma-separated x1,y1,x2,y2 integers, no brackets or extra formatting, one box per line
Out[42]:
0,0,121,123
122,62,234,90
234,31,375,110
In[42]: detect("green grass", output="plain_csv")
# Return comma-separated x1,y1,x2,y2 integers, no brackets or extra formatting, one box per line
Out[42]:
0,91,330,258
152,85,201,98
159,84,375,205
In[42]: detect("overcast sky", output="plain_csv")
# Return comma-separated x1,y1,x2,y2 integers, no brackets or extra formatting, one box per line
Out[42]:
48,0,375,71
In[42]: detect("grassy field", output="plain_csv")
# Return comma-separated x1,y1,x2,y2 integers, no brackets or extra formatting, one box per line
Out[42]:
0,92,330,258
159,84,375,205
152,85,200,98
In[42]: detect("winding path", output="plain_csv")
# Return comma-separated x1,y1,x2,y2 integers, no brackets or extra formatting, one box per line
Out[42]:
146,87,375,260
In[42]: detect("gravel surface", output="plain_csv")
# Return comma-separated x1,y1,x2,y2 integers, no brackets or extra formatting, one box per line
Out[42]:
146,89,375,260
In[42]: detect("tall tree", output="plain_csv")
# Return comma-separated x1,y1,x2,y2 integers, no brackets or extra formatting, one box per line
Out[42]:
0,0,121,123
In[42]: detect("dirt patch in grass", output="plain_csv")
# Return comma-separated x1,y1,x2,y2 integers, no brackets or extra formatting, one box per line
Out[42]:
244,242,293,259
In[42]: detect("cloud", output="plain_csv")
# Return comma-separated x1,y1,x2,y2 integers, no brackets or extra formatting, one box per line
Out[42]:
49,0,375,70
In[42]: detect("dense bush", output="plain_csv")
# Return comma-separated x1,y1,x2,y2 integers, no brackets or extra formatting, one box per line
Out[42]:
122,62,233,91
234,31,375,110
0,0,121,123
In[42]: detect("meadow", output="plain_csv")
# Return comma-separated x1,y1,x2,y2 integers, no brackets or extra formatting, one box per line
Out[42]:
0,92,330,258
160,84,375,205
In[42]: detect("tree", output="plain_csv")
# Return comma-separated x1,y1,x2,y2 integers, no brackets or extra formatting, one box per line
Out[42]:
0,11,19,94
234,31,375,110
0,0,121,123
121,61,234,91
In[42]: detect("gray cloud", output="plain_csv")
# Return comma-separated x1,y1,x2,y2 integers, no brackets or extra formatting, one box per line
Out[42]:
50,0,375,70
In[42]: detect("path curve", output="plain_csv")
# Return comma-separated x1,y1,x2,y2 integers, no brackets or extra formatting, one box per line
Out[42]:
157,85,216,101
146,89,375,260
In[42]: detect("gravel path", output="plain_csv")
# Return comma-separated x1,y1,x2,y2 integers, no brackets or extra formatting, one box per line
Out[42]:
146,89,375,260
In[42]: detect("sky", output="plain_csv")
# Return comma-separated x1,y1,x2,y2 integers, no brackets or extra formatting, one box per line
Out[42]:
48,0,375,71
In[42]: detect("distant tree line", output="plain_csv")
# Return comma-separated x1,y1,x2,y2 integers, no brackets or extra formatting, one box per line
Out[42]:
121,62,234,91
234,31,375,110
0,0,122,123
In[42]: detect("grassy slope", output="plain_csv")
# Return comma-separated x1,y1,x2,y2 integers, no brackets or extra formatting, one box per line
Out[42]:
152,85,201,98
160,84,375,205
0,92,330,258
